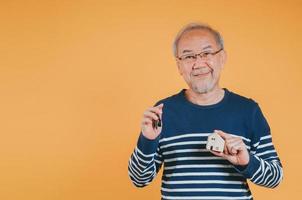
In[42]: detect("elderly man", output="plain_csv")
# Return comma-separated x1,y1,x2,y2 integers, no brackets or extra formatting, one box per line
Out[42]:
128,23,283,200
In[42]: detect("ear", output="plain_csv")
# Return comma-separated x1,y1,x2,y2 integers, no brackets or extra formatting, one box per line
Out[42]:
220,50,227,69
176,58,183,75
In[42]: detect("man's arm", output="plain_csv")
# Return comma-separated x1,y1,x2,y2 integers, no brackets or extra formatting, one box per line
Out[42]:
239,104,283,188
128,133,163,187
211,104,283,188
128,103,164,187
242,133,283,188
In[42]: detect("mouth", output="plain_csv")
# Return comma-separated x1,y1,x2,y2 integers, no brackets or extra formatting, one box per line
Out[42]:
192,70,212,77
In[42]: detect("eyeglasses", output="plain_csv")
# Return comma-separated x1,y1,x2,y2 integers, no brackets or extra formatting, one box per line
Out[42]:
177,48,223,64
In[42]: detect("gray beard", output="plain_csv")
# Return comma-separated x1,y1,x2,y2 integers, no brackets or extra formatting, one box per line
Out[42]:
192,81,215,94
193,87,209,94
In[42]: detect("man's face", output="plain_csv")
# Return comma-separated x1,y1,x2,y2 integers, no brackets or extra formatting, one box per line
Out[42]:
176,29,226,94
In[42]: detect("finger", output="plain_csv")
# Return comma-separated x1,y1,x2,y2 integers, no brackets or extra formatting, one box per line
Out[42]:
143,111,159,120
155,103,164,109
141,118,162,132
225,138,242,148
229,141,245,155
223,143,230,155
214,130,232,140
141,118,153,126
224,136,241,153
210,150,225,158
227,138,242,146
148,105,163,115
232,143,246,152
226,137,244,153
230,147,239,155
223,153,236,162
226,141,239,155
225,137,240,144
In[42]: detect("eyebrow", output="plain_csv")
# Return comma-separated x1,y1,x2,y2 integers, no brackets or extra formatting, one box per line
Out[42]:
181,49,193,54
181,45,213,54
202,45,212,50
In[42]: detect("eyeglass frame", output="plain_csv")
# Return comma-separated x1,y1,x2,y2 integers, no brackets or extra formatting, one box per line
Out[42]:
176,48,224,63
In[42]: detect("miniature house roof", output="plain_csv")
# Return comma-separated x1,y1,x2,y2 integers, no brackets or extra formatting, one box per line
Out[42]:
208,132,224,141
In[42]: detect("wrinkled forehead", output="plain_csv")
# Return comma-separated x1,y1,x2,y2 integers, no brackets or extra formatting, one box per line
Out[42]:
177,29,219,54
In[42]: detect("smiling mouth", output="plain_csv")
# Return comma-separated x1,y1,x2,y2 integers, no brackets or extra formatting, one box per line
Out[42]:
193,71,212,77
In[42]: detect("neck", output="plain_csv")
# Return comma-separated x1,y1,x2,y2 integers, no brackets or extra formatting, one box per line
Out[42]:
185,86,225,106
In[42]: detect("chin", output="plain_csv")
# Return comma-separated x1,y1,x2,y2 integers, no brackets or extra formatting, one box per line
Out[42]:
194,88,210,94
192,82,214,94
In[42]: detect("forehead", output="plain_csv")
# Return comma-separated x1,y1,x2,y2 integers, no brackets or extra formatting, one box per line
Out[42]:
177,29,218,54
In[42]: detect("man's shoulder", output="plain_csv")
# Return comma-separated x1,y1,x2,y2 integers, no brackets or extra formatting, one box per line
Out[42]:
154,90,183,106
227,89,259,109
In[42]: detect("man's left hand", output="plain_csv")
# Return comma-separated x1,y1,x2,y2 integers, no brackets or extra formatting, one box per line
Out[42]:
210,130,250,166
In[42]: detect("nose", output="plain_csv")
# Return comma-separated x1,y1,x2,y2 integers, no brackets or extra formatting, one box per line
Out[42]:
193,54,207,68
197,53,208,61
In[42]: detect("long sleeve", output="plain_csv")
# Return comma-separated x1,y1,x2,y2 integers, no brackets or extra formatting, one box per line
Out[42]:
235,104,283,188
128,133,163,187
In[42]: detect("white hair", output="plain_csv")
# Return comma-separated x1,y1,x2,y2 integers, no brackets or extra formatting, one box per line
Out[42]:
172,22,224,57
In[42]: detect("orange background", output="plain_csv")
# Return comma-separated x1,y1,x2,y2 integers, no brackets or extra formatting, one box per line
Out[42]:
0,0,301,199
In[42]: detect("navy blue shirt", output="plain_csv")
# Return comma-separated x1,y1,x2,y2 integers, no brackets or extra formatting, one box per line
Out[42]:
129,88,283,200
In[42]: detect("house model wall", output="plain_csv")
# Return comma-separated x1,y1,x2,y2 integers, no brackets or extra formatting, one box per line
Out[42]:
206,132,225,153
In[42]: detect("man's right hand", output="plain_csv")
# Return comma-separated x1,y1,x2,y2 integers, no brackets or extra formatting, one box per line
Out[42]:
141,103,164,140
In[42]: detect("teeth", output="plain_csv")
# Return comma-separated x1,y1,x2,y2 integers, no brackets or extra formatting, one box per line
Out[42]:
194,71,210,76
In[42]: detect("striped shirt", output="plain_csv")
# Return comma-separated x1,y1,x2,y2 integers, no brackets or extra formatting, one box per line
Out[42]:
128,88,283,199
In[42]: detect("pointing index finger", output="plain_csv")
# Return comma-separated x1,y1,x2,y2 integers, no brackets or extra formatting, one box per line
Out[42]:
214,130,231,140
154,103,164,114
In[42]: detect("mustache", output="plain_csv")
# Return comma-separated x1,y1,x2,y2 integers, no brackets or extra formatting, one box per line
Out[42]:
191,67,213,76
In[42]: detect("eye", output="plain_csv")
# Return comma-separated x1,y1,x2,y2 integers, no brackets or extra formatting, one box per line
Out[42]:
202,52,211,57
183,55,196,60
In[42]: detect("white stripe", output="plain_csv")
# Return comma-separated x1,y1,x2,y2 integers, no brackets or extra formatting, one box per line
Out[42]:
160,133,211,143
132,153,145,169
161,195,253,199
128,164,153,179
163,149,209,155
264,156,279,161
266,162,279,187
270,163,283,187
159,133,251,143
128,171,155,184
155,159,162,164
164,172,242,177
250,156,262,181
161,141,206,149
256,149,276,157
129,158,154,173
253,142,260,148
253,160,267,183
134,151,153,164
258,142,273,149
155,151,162,158
163,147,250,154
165,156,225,162
263,166,275,186
260,135,271,140
162,180,244,185
229,134,251,143
261,167,273,185
257,165,271,185
136,147,155,158
133,153,153,168
162,187,248,192
164,164,233,170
